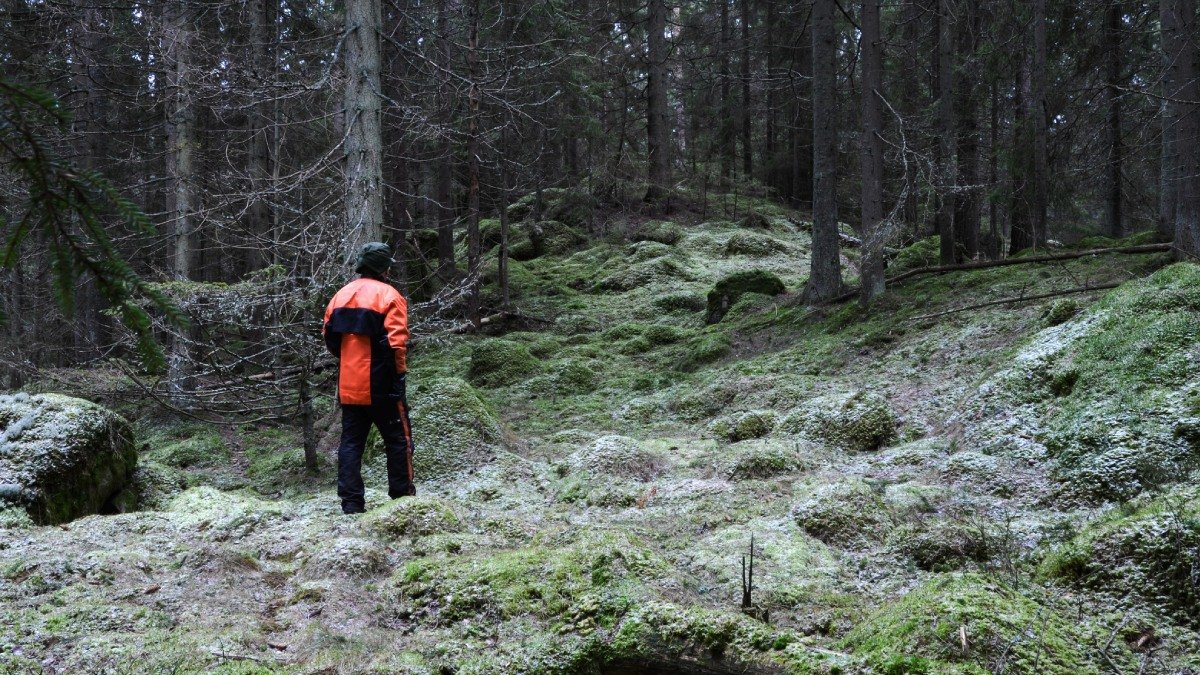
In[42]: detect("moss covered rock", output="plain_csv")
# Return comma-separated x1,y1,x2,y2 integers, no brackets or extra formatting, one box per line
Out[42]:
1040,488,1200,626
467,339,541,388
0,393,137,525
564,435,664,482
629,220,683,245
721,439,811,480
506,188,595,230
780,391,898,452
724,231,788,257
653,291,706,313
889,519,994,572
363,496,462,539
410,378,504,479
793,478,892,546
146,432,228,469
551,361,598,395
300,537,388,580
843,573,1132,674
890,235,940,274
705,270,785,324
706,410,776,443
595,256,696,292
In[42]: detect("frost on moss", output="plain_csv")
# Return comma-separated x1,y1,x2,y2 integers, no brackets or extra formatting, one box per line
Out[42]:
551,361,597,395
467,339,541,388
506,188,595,230
410,377,504,480
129,461,186,511
629,220,683,245
300,537,388,580
362,496,462,539
594,255,696,292
562,435,665,482
705,270,785,324
146,432,228,469
1040,488,1200,627
672,332,732,372
793,478,893,546
0,393,138,525
724,231,788,257
706,410,776,443
720,440,813,480
888,518,994,572
889,236,940,274
779,391,897,452
843,573,1133,675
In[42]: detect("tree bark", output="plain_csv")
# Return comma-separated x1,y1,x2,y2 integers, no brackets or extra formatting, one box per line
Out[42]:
935,0,956,264
466,0,482,328
740,0,752,178
859,0,885,304
806,0,842,303
435,0,456,281
645,0,672,204
1159,0,1179,241
247,0,274,272
1103,0,1124,238
1031,0,1048,247
953,2,980,261
764,0,777,193
344,0,385,255
1164,0,1200,257
1010,59,1035,253
164,0,197,399
720,0,734,184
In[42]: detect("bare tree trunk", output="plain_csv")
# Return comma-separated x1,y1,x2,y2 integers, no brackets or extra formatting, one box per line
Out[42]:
1031,0,1048,247
1159,0,1179,241
645,0,672,204
1103,0,1124,238
988,79,1000,258
165,0,197,399
720,0,733,183
953,3,980,261
247,0,274,271
383,3,410,287
805,0,842,303
1010,56,1035,252
792,12,813,208
466,0,482,328
344,0,384,254
935,0,956,264
740,0,752,179
435,0,456,281
899,0,922,239
1165,0,1200,257
859,0,885,304
764,0,776,193
71,3,108,358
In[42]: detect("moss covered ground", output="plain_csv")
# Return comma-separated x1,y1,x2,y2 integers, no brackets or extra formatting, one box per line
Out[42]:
2,195,1198,673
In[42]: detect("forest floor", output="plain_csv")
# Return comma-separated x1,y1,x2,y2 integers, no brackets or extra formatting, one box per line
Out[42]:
3,194,1200,674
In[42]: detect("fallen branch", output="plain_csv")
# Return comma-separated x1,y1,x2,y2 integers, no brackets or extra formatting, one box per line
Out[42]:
450,310,553,334
907,282,1120,322
831,242,1170,303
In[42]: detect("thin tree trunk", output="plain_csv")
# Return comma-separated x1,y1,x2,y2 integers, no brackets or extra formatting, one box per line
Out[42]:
71,3,107,358
953,3,980,261
1010,58,1035,252
1159,0,1179,241
740,0,752,178
645,0,672,204
792,14,813,208
1031,0,1048,247
466,0,482,328
806,0,842,303
435,0,455,281
1103,0,1124,238
859,0,885,304
720,0,733,183
344,0,384,254
764,0,776,193
247,0,274,271
165,0,197,399
935,0,956,264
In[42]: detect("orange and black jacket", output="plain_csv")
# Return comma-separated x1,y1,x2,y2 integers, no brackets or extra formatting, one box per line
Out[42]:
323,277,409,406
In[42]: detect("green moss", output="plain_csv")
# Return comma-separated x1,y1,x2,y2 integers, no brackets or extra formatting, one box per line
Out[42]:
468,339,541,387
722,440,810,479
551,362,598,394
148,432,228,469
843,573,1131,674
363,496,462,538
1039,488,1200,626
724,231,788,257
707,410,776,442
410,378,504,479
888,519,994,572
507,188,595,230
130,461,185,510
793,478,893,546
706,270,786,324
890,236,940,273
1042,298,1079,326
629,220,683,245
653,291,706,313
780,391,898,452
674,332,732,372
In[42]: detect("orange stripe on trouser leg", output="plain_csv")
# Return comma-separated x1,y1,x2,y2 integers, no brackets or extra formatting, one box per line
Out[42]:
397,401,414,482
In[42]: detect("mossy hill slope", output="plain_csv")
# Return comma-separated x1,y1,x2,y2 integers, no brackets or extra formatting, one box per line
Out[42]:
3,196,1198,674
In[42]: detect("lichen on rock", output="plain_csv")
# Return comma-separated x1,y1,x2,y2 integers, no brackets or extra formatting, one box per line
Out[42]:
0,393,137,525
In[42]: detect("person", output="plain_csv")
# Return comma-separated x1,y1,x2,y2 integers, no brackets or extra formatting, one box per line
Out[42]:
322,242,414,514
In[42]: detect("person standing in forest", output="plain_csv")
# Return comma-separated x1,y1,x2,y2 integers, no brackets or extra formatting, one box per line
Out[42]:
322,242,415,514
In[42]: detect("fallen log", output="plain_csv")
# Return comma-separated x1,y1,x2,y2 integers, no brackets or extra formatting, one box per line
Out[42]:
830,242,1170,303
907,282,1121,322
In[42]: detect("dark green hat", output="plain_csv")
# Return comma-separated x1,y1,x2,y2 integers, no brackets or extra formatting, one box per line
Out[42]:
355,242,394,277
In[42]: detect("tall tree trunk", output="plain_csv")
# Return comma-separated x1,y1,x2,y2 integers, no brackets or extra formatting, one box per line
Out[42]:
859,0,885,304
720,0,733,183
344,0,384,255
164,0,197,398
1159,0,1179,241
740,0,752,178
806,0,841,303
383,3,410,287
645,0,672,203
1010,49,1036,252
898,0,922,239
1103,0,1124,238
791,14,814,208
935,0,956,264
71,3,108,358
953,3,980,261
1031,0,1048,247
1165,0,1200,256
466,0,482,327
435,0,456,281
987,79,1000,258
247,0,274,272
764,0,777,193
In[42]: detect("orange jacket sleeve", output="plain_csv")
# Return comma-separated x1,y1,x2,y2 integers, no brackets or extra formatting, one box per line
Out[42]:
385,292,410,373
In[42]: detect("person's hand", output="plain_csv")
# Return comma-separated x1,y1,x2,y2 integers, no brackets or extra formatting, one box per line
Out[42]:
390,372,407,401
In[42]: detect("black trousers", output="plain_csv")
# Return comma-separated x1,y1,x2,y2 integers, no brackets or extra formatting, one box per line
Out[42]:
337,398,414,514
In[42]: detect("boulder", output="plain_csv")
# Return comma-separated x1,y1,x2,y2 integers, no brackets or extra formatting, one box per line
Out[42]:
467,339,541,387
779,391,897,452
0,393,137,525
410,378,504,479
705,270,785,324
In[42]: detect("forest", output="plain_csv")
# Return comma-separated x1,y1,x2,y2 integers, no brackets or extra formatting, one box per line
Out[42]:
2,0,1200,672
